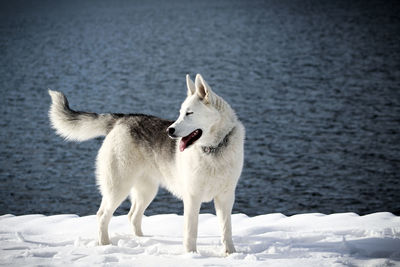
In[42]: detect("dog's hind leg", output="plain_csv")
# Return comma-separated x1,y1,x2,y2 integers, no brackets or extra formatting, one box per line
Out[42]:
96,199,112,245
127,180,158,236
214,191,236,254
96,123,137,245
97,185,132,245
97,193,130,245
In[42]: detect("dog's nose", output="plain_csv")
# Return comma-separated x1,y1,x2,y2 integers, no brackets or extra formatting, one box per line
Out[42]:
167,127,175,137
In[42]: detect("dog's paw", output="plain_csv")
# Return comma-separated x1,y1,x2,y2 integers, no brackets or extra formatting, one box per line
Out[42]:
97,239,111,246
133,229,144,237
224,245,236,255
182,251,201,259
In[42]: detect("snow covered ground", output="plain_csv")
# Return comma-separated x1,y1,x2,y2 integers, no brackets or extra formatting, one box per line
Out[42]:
1,212,399,266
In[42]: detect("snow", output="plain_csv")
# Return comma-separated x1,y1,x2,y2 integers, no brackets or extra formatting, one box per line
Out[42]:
1,213,399,266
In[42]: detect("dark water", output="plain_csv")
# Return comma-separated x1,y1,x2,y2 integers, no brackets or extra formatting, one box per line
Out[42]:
1,0,399,217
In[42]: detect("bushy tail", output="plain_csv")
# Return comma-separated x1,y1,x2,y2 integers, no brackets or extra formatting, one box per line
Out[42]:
48,90,119,141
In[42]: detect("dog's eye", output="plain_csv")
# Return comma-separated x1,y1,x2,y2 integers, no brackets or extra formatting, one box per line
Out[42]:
186,112,193,116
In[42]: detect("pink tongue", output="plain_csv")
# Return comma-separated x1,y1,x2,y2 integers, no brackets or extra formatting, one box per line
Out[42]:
179,135,191,152
179,131,198,152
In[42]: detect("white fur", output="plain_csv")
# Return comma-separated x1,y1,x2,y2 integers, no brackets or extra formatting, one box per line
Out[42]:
49,74,245,255
48,90,113,141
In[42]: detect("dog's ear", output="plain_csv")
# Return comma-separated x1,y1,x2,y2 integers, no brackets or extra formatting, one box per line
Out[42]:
186,74,195,96
195,74,212,103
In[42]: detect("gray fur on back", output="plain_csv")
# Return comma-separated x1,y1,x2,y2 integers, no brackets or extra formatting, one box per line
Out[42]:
120,114,176,158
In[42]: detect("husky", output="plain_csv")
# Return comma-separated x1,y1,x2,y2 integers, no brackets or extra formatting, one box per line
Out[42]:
48,74,245,254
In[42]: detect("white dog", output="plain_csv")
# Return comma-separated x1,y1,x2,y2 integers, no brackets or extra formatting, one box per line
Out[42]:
48,74,245,254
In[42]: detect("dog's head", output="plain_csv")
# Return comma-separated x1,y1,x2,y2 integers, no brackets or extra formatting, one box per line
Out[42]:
167,74,236,152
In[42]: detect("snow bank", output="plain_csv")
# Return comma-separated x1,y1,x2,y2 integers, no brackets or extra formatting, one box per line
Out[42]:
1,213,399,266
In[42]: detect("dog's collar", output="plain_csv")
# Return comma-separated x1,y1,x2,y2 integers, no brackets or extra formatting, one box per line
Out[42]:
201,127,235,155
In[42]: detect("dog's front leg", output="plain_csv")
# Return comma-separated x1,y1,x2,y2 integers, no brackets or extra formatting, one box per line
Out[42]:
214,191,236,254
183,196,201,253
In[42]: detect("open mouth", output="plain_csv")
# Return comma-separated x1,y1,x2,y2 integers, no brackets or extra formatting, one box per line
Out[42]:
179,129,202,152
